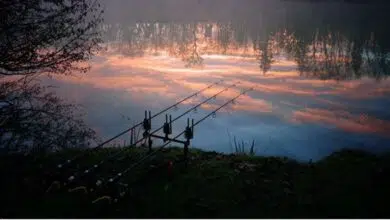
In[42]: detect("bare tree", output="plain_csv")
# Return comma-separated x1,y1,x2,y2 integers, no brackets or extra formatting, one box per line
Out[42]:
0,0,104,76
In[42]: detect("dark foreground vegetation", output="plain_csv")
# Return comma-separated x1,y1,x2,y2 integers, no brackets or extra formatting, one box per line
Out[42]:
1,0,390,218
1,147,390,218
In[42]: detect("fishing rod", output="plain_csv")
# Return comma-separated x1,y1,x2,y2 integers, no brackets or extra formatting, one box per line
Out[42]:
56,79,223,169
66,82,239,184
99,86,255,186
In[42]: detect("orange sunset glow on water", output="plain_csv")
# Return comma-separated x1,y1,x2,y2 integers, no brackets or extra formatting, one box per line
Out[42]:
42,21,390,161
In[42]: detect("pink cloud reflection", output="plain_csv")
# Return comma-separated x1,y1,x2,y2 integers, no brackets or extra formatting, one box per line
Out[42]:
292,108,390,137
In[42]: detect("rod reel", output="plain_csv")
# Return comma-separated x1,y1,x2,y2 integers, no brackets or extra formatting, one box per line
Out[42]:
142,110,152,131
184,118,194,140
163,114,173,142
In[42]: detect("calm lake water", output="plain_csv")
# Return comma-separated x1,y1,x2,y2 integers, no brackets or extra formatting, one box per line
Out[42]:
42,1,390,161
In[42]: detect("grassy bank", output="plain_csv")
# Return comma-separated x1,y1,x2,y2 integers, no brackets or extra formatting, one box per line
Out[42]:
1,146,390,218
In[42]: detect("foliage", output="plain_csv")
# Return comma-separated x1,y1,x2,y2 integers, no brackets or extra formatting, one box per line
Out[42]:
227,130,256,156
0,0,104,152
0,78,99,153
0,0,104,76
1,147,390,218
232,136,256,156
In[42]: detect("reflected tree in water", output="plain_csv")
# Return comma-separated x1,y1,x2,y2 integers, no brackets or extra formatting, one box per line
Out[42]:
350,37,364,77
113,22,204,68
174,23,203,68
255,34,275,74
216,22,233,55
100,9,390,80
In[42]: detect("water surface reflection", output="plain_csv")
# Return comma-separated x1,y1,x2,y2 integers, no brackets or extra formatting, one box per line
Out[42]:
44,12,390,161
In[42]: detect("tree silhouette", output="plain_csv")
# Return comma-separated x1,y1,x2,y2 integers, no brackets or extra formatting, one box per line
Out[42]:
0,0,104,76
0,79,99,153
0,0,103,153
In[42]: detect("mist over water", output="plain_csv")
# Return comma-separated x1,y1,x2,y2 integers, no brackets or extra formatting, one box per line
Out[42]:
42,0,390,161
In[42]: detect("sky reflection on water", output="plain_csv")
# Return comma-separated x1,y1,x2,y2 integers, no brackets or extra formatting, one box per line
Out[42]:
41,43,390,162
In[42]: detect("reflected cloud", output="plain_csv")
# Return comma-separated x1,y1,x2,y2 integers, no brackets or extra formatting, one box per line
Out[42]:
44,27,390,160
292,108,390,137
230,95,274,113
52,46,390,134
